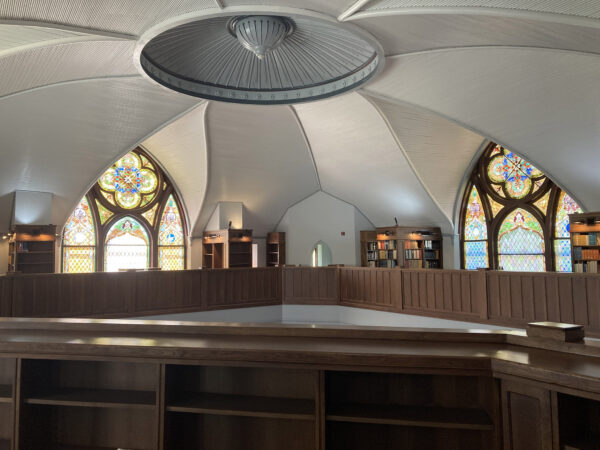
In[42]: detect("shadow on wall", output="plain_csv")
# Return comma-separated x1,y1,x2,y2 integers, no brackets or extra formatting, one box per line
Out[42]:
311,240,332,267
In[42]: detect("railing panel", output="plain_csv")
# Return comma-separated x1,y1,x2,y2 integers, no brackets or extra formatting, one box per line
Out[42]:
338,267,401,309
282,267,338,305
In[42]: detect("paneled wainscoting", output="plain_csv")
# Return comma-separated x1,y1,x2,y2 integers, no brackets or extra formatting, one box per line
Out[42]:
1,267,600,336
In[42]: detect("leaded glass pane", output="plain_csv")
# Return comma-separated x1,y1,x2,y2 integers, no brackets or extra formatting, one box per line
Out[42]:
159,195,184,246
464,186,487,241
487,195,504,218
63,247,95,273
105,217,149,272
98,151,158,210
95,199,114,225
64,197,95,246
555,191,582,238
159,246,185,271
465,241,488,270
498,208,545,272
487,147,544,199
142,203,159,226
534,191,551,215
554,239,573,272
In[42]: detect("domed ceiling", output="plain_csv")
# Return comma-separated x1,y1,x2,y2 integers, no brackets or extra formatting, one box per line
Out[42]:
0,0,599,237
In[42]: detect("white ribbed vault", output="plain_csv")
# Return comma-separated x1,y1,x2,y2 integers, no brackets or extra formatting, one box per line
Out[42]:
0,1,598,243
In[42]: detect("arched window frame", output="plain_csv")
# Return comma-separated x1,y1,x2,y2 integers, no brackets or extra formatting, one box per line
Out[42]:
62,147,187,272
460,142,582,272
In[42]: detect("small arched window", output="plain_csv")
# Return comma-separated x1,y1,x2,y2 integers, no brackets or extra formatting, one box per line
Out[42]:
460,143,582,272
62,148,187,272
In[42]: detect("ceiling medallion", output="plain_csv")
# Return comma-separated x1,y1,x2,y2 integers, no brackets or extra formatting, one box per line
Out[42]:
139,13,383,105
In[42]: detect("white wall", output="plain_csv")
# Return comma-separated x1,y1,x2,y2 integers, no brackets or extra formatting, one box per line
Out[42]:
277,191,372,266
13,190,52,225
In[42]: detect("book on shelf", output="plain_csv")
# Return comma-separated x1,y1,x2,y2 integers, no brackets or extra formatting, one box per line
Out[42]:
423,240,440,250
573,247,600,260
573,233,600,246
405,241,419,250
405,249,422,260
376,260,396,268
574,261,598,273
405,260,423,269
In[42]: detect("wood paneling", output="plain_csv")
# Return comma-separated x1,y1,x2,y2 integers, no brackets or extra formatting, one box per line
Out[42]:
282,267,339,305
339,268,401,310
0,277,11,317
487,271,600,335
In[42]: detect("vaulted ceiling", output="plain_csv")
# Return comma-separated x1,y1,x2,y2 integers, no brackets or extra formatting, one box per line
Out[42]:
1,1,598,236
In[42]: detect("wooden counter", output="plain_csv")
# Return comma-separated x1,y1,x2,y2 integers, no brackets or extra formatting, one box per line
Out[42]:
0,319,599,449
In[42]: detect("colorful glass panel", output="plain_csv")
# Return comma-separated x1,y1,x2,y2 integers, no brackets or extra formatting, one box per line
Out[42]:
498,208,545,272
555,239,573,272
464,241,488,270
98,151,158,210
95,199,113,225
64,198,95,246
533,191,551,215
100,190,116,206
104,217,149,272
464,186,487,241
159,195,184,246
555,191,582,238
487,195,504,218
142,203,159,226
63,247,95,273
487,147,544,199
159,247,185,271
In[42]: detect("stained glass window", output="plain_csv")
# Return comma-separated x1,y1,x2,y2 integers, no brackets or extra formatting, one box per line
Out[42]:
158,195,184,270
98,152,158,210
487,195,504,218
62,148,186,273
533,191,551,215
554,192,582,272
498,208,545,272
487,146,545,199
63,197,96,273
463,186,488,269
105,217,149,272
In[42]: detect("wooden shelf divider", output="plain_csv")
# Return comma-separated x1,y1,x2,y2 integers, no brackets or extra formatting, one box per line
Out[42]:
326,403,493,431
24,388,155,409
0,384,11,402
166,392,315,420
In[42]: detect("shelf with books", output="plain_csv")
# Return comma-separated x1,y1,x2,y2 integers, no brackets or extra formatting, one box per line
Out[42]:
570,213,600,273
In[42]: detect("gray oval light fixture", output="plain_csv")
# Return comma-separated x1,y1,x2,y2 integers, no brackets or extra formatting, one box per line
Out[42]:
233,16,293,60
139,14,384,105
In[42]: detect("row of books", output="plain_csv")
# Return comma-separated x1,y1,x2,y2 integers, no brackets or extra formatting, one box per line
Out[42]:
405,260,423,269
405,249,423,260
367,260,398,268
574,261,598,273
424,260,441,269
423,240,441,250
573,247,600,260
367,240,397,251
572,233,600,246
424,250,440,260
367,250,398,260
405,241,420,250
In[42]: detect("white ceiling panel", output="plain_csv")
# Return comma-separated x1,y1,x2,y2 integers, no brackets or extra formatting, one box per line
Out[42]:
0,77,197,229
367,95,485,222
142,103,208,233
361,0,600,19
221,0,356,17
353,13,600,56
0,0,218,35
365,48,600,211
0,24,86,53
294,92,452,232
196,101,320,236
0,39,136,98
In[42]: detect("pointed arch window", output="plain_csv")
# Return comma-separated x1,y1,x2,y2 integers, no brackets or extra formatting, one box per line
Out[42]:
460,143,582,272
62,148,187,272
62,197,96,273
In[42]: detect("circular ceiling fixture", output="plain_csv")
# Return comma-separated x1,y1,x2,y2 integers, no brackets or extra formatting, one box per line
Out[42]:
139,14,383,105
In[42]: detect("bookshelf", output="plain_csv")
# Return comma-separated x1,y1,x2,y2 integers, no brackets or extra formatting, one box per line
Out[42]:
361,226,443,269
8,224,56,274
267,232,286,267
202,229,253,269
569,213,600,273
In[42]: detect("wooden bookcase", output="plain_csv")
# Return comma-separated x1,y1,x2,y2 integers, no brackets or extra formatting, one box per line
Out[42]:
569,212,600,273
266,232,286,267
361,226,443,269
202,229,253,269
8,225,56,274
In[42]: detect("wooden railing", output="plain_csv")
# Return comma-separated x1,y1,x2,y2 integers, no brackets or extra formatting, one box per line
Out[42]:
1,267,600,337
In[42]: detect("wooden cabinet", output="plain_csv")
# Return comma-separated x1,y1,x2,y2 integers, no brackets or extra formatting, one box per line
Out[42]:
361,226,443,269
0,359,15,450
202,229,253,268
266,232,286,267
8,225,56,274
501,380,555,450
570,212,600,273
